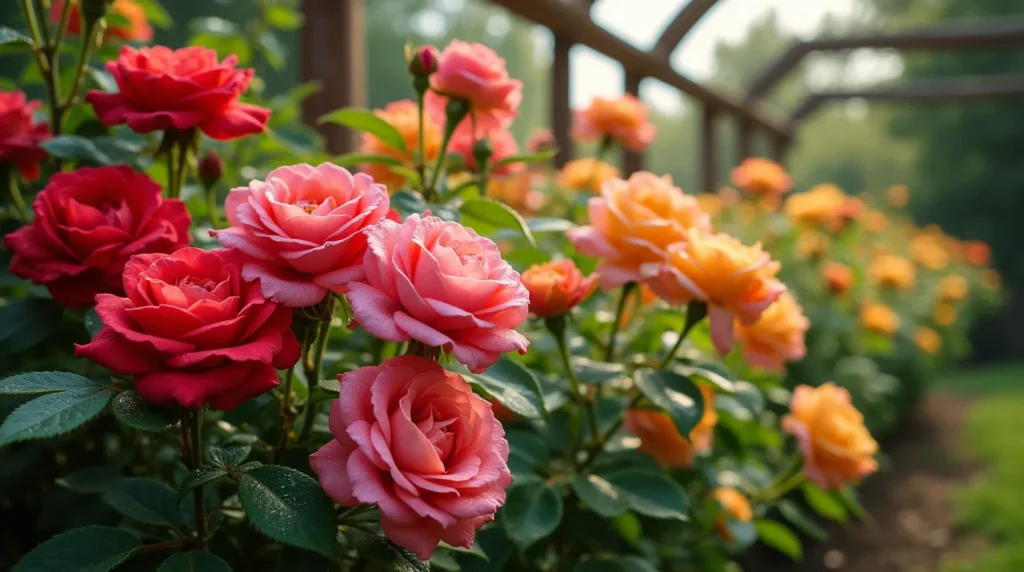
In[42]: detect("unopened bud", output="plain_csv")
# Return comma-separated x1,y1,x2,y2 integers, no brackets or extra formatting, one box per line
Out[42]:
198,151,223,188
526,128,556,153
408,45,439,78
472,138,493,173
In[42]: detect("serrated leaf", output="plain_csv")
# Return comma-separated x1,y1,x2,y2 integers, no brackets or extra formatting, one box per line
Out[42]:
332,152,403,168
346,526,430,572
238,465,337,559
571,474,628,518
12,526,141,572
632,369,705,438
460,198,536,246
177,466,229,503
0,298,63,353
112,390,176,432
0,371,102,395
210,442,252,468
318,108,406,153
0,387,114,447
500,482,563,550
755,519,803,561
103,478,182,527
600,469,689,521
157,550,232,572
0,27,33,47
463,357,545,419
57,466,123,494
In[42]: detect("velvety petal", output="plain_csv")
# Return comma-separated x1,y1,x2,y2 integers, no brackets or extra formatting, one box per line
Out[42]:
241,262,328,307
74,327,164,374
310,440,358,506
380,516,444,561
348,282,406,341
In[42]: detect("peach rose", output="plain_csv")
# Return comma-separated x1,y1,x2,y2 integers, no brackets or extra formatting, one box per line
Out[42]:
623,384,717,468
823,261,853,295
713,487,753,542
572,94,656,152
937,274,969,302
310,356,512,560
934,303,957,326
784,184,846,228
521,259,598,318
730,158,792,198
863,209,889,233
643,229,786,355
557,158,620,194
486,173,544,215
869,254,915,290
911,233,950,271
782,383,878,490
860,302,899,336
425,40,522,135
915,327,941,354
359,100,442,190
735,292,809,372
213,163,395,307
347,214,529,373
568,172,710,289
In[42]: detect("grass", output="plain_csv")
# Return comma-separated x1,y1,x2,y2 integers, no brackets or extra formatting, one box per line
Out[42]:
937,365,1024,572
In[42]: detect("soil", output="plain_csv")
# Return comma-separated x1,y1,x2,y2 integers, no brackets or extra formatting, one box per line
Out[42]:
757,393,980,572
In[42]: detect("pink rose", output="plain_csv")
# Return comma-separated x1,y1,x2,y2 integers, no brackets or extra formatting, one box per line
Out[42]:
212,163,396,307
448,129,522,176
425,40,522,136
347,214,529,373
310,356,512,560
75,248,300,410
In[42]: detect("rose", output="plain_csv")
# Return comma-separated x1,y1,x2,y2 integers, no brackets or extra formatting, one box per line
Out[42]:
823,261,853,295
887,184,910,207
485,173,544,215
713,487,753,542
915,327,942,354
568,172,710,289
425,40,522,135
4,166,190,308
869,254,916,290
75,248,300,410
963,240,991,266
521,259,598,318
213,163,395,307
729,157,792,198
572,94,656,152
623,384,717,468
86,46,270,140
346,213,529,373
938,274,969,301
51,0,153,42
782,383,879,490
448,129,521,176
783,184,846,228
309,355,512,560
643,229,786,355
557,158,620,194
860,302,899,335
734,292,809,372
359,100,442,190
0,90,50,181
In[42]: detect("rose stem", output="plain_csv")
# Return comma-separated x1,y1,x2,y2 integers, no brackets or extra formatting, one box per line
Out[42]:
547,316,599,464
181,408,208,548
297,297,336,444
603,282,636,362
657,301,708,370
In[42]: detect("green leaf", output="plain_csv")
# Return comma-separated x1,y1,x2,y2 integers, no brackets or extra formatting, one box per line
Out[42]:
0,387,114,447
1,26,32,47
464,357,545,419
210,442,252,468
260,31,286,71
460,198,536,246
429,550,460,571
572,357,626,385
505,430,551,465
390,190,428,218
345,526,430,572
40,136,142,165
573,555,659,572
266,5,304,30
526,217,576,233
500,482,563,550
332,152,403,168
0,371,102,396
13,526,141,572
571,474,628,518
0,298,63,353
86,67,118,93
388,165,422,189
673,364,735,393
632,369,705,438
318,108,406,153
238,465,337,559
176,466,229,503
157,551,232,572
778,499,827,542
111,391,176,432
600,469,688,521
190,17,239,36
490,149,557,170
802,484,849,522
57,466,123,494
103,478,182,527
755,519,803,561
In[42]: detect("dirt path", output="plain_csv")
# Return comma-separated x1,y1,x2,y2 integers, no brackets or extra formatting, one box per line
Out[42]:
759,393,978,572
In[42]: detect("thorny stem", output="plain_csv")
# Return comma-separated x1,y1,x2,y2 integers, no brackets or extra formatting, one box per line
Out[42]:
273,366,297,463
752,455,806,504
603,283,636,362
297,297,337,444
181,409,208,549
579,392,642,470
547,316,599,462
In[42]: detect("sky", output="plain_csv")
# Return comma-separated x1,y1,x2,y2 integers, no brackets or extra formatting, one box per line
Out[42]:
568,0,863,111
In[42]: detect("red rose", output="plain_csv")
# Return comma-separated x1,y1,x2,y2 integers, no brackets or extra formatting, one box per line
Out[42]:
75,248,301,410
4,166,191,308
0,90,50,181
85,46,270,140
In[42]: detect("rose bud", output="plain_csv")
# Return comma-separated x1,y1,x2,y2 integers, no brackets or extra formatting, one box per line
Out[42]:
521,259,598,318
198,151,223,188
408,45,439,77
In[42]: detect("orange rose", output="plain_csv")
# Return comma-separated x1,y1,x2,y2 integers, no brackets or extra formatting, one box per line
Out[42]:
782,383,878,490
52,0,153,43
572,94,656,152
860,302,899,336
887,184,910,208
487,172,544,215
623,384,717,468
784,184,845,228
713,487,753,541
568,172,709,289
863,209,889,233
644,229,785,355
359,100,442,191
963,240,991,266
934,303,957,326
869,254,915,290
796,230,829,261
557,158,620,194
911,233,950,271
521,259,598,318
823,261,854,295
730,158,792,198
735,292,809,372
937,274,969,302
696,193,723,218
915,327,941,354
618,284,659,328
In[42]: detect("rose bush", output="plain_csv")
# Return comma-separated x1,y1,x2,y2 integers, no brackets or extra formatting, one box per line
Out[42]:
0,4,1001,572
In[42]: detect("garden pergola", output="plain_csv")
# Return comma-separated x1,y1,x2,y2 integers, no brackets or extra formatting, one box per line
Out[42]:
299,0,1024,192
